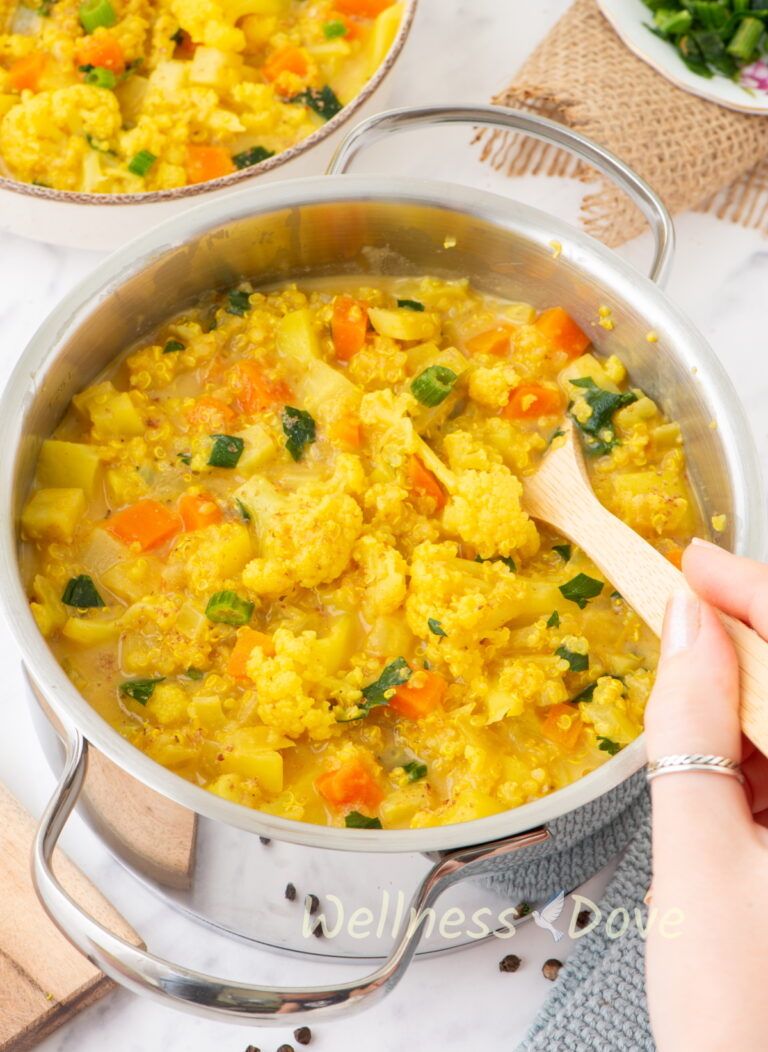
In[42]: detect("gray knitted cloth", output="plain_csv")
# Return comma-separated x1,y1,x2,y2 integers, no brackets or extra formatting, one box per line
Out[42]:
519,792,654,1051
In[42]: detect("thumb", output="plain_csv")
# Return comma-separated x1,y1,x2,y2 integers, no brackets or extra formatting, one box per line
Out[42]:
646,586,750,866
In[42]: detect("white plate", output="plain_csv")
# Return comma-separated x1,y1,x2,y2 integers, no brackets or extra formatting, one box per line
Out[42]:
597,0,768,114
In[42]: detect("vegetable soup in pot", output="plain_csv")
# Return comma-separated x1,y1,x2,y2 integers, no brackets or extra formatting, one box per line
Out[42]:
19,277,697,829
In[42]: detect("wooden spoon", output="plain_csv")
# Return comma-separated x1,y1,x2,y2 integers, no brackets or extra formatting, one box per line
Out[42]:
523,421,768,756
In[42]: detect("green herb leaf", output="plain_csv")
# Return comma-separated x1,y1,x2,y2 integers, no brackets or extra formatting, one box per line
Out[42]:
345,811,382,829
475,554,516,573
291,85,343,120
120,677,164,704
411,365,458,407
235,498,251,522
397,298,425,311
127,149,156,177
597,736,621,756
208,434,244,468
227,289,251,316
559,572,604,609
232,145,275,170
205,590,254,625
177,451,192,465
361,657,411,710
570,376,637,456
323,18,348,37
546,610,560,629
572,681,598,703
282,406,316,461
163,338,184,354
186,667,204,680
62,575,104,608
553,543,572,562
403,760,428,782
556,644,589,673
428,617,447,637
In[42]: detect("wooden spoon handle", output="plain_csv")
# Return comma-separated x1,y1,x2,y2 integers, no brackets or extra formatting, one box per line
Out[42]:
554,497,768,758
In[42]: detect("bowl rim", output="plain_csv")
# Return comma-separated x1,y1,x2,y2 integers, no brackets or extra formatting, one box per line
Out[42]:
0,0,417,207
3,174,764,854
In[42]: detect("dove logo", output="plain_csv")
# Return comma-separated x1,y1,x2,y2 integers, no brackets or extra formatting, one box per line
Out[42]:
532,890,566,942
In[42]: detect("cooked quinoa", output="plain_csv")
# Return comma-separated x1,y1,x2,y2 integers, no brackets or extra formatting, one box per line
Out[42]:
21,277,697,829
0,0,403,193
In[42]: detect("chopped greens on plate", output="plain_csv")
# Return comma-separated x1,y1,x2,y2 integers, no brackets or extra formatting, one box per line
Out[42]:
643,0,768,79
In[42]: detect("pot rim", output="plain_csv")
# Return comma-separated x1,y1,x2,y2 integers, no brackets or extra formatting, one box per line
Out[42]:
0,0,417,208
3,174,764,853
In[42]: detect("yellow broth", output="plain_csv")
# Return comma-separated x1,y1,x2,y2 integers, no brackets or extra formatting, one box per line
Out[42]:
20,277,697,829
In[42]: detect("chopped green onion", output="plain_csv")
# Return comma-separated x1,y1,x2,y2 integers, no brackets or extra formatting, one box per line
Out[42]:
282,406,316,461
570,377,637,456
345,811,382,829
290,85,342,120
653,8,692,35
208,434,244,468
232,145,275,170
428,617,447,637
227,289,251,316
163,339,185,354
323,18,348,37
82,65,116,89
728,16,763,60
85,133,116,154
475,554,516,573
559,573,604,609
120,677,164,704
79,0,116,33
205,590,254,625
62,575,104,608
128,149,156,177
235,498,251,522
546,610,560,629
597,736,621,756
177,451,192,465
552,544,572,562
411,365,458,407
397,298,425,311
361,657,411,711
556,644,589,673
403,760,427,782
186,667,204,680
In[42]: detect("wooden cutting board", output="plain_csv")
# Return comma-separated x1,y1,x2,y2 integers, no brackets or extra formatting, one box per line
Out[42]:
0,782,142,1052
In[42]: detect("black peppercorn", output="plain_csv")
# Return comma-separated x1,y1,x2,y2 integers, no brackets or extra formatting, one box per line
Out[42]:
259,836,271,845
294,1026,312,1045
305,893,320,915
542,958,562,981
576,909,592,930
499,953,522,973
312,921,323,939
276,1045,294,1052
285,882,297,902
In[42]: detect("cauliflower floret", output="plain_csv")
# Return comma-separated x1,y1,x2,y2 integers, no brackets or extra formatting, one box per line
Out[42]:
0,85,121,189
443,430,502,472
579,676,640,745
405,541,528,684
354,533,407,618
171,0,246,51
442,464,539,560
485,658,568,724
168,522,252,594
239,478,363,595
467,362,520,409
246,627,344,740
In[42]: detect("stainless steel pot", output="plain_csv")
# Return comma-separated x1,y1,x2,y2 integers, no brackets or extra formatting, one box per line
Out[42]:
0,106,763,1024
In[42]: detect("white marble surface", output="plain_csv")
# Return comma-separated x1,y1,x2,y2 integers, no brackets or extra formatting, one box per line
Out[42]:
1,0,768,1049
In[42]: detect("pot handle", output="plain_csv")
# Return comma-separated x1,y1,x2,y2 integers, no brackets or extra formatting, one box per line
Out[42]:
34,719,549,1023
327,104,675,286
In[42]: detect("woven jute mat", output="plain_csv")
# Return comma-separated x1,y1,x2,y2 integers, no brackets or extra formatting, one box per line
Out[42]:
479,0,768,246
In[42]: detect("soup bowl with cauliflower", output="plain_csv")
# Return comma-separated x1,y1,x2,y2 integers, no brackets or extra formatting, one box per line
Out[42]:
3,108,763,1020
0,0,415,248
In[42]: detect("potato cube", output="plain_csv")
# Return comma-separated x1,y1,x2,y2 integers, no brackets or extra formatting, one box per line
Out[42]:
276,309,320,362
90,392,144,438
62,614,122,645
102,555,163,603
220,747,283,792
37,440,102,496
368,306,438,342
189,47,243,88
237,423,276,475
22,488,86,543
364,3,404,78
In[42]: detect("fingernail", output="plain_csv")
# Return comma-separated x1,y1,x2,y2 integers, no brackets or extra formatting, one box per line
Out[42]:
662,585,701,658
691,537,720,550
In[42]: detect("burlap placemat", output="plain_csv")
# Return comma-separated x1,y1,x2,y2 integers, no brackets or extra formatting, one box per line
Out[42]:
479,0,768,246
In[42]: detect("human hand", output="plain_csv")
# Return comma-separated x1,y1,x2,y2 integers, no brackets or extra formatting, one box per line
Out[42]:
645,539,768,1051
